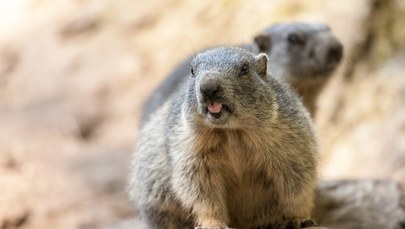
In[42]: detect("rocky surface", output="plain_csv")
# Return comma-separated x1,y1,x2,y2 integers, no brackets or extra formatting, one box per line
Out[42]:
317,0,405,184
315,179,405,229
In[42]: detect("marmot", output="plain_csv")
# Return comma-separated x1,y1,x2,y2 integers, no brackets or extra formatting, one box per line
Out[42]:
140,23,343,125
130,47,318,229
254,23,343,115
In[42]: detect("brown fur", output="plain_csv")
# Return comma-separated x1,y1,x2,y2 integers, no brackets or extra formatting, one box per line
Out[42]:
130,47,318,229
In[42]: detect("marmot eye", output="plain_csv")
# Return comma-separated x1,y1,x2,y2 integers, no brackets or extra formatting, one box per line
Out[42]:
287,33,304,45
190,67,195,77
239,64,249,76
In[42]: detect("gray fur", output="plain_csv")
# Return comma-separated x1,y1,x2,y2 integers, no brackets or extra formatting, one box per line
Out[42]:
130,47,318,229
140,22,342,125
254,23,343,114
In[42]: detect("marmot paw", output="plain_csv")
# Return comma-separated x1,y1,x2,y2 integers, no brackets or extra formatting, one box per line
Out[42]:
254,219,318,229
272,219,317,229
273,219,317,229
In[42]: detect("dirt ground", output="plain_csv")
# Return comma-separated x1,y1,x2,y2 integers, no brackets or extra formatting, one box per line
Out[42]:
0,0,404,228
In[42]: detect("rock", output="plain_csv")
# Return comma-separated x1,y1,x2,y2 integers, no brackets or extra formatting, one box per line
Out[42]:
314,179,405,229
317,0,405,185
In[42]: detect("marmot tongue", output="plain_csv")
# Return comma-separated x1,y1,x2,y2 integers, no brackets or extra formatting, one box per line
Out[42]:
208,102,223,113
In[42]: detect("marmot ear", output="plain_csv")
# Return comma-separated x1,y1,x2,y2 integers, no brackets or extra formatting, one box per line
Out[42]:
255,53,268,77
254,34,272,53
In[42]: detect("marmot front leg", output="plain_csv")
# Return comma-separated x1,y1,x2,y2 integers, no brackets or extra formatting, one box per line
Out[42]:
171,151,231,229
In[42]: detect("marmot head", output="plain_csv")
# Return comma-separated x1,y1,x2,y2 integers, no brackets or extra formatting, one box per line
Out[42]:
187,47,270,128
254,22,343,86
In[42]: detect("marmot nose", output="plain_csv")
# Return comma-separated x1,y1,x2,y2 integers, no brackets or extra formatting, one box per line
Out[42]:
327,42,343,63
200,83,222,99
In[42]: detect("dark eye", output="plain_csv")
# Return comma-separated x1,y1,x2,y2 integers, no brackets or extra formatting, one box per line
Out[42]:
287,33,304,45
190,67,195,77
239,64,249,76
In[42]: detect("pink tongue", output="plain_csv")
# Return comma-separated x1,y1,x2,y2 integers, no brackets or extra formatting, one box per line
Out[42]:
208,102,223,113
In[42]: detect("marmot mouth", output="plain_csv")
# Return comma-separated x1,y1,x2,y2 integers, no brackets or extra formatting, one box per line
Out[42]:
208,102,223,113
203,101,233,119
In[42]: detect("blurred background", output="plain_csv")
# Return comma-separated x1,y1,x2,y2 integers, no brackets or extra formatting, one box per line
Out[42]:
0,0,404,228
